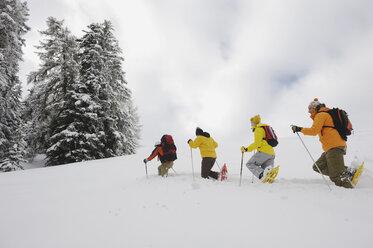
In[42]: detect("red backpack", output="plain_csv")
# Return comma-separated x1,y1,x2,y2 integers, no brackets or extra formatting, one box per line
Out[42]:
160,135,177,162
261,125,278,147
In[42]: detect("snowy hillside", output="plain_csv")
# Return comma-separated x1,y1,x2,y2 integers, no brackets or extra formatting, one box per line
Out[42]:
1,134,373,248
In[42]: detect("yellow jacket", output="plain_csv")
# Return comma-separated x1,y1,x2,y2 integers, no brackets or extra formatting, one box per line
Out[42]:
189,135,218,158
301,107,346,152
245,123,275,155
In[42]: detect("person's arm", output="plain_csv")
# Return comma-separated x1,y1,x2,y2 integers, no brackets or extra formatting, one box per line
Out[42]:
147,146,162,161
247,128,264,152
188,136,201,148
301,114,325,136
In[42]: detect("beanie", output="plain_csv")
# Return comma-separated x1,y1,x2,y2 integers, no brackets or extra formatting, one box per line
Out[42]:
250,115,261,125
309,98,321,106
196,127,203,136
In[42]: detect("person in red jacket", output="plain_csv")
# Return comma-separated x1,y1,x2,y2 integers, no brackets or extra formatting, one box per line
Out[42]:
291,98,356,188
144,140,175,177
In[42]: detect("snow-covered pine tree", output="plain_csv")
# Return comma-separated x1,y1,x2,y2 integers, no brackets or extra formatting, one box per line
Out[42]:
26,17,69,158
45,29,105,166
79,20,139,158
100,20,139,156
0,0,29,172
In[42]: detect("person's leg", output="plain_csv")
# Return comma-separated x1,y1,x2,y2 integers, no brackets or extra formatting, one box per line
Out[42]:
208,158,219,180
201,158,211,178
158,162,173,177
313,152,329,176
326,147,352,188
246,152,271,179
201,157,218,179
261,155,275,178
261,155,275,170
164,162,174,176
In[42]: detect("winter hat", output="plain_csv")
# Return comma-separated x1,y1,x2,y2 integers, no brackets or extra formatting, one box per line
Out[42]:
250,115,261,125
196,127,204,136
309,98,321,106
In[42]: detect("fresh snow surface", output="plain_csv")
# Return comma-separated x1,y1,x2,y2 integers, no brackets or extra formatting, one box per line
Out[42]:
1,134,373,248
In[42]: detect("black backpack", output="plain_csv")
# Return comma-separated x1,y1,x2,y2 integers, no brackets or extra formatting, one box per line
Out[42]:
160,135,177,162
321,108,353,141
261,125,278,147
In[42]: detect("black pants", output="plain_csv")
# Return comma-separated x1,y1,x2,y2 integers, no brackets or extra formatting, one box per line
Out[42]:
201,157,219,179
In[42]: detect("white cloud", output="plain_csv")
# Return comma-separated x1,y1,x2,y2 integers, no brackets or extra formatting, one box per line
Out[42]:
19,0,373,165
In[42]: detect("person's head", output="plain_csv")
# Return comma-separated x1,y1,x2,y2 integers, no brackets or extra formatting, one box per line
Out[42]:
196,127,203,136
250,115,261,127
308,98,321,114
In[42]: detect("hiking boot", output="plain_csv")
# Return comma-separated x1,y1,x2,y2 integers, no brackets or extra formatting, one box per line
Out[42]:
263,166,273,179
346,167,357,180
258,172,263,180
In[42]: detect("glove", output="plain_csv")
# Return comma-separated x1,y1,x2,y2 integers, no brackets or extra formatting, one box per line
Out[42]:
241,146,248,153
187,139,192,144
291,125,302,133
143,158,148,163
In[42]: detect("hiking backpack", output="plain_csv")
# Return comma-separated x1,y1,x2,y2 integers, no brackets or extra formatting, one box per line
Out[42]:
261,125,279,147
160,134,177,162
322,108,353,141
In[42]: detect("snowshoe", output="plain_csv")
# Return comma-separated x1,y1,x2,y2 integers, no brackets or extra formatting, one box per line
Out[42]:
352,162,364,186
221,163,228,181
261,166,280,184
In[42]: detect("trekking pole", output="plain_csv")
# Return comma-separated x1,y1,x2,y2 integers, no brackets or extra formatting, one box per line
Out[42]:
239,152,244,186
295,132,332,191
215,160,222,171
171,167,177,175
190,148,195,180
144,162,148,179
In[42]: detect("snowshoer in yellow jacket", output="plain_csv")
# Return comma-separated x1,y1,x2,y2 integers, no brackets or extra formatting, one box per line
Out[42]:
291,98,356,188
241,115,276,180
188,127,220,179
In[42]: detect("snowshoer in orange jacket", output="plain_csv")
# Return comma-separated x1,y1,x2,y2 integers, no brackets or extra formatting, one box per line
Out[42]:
241,115,276,181
144,137,176,177
188,127,220,180
291,98,356,188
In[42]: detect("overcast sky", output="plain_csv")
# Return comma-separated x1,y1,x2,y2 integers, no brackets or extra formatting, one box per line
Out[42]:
19,0,373,164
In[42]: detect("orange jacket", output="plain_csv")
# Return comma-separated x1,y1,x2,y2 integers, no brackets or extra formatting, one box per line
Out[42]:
147,146,164,162
301,107,346,152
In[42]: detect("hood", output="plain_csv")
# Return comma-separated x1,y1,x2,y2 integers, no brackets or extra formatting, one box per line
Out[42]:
198,132,210,138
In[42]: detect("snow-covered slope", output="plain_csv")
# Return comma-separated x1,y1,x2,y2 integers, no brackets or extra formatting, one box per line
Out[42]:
1,134,373,248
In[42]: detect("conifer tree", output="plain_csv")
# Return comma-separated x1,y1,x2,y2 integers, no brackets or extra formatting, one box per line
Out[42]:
79,20,139,159
27,18,139,166
26,17,69,157
45,30,105,165
0,0,29,171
